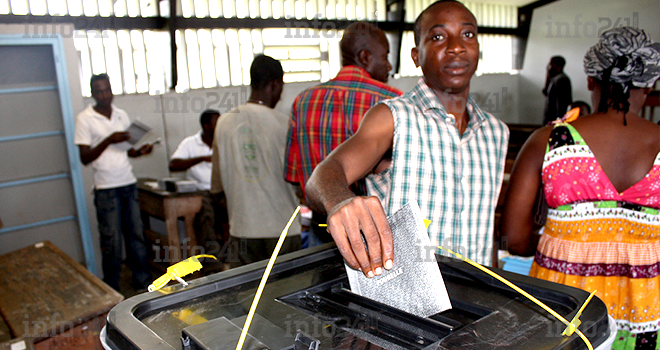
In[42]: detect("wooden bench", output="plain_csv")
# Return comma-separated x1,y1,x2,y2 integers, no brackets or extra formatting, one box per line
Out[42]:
0,241,123,350
0,338,35,350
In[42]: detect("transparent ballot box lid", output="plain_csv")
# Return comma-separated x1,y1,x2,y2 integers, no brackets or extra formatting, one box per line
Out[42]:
104,245,611,350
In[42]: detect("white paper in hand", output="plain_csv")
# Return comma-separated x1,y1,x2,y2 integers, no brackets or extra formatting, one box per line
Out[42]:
114,120,151,151
345,201,452,318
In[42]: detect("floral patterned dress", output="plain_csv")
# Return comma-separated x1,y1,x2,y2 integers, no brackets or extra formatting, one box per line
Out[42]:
530,123,660,349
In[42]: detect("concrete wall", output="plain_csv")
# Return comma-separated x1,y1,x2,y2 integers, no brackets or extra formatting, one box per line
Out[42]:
519,0,660,124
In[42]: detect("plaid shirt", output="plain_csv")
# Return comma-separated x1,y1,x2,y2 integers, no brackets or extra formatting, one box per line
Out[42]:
366,78,509,266
284,66,402,194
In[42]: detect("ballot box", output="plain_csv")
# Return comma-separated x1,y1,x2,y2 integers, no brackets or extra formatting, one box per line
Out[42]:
0,241,123,350
104,244,613,350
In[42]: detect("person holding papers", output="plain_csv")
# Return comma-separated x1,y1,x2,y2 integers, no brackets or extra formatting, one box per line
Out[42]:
74,73,153,293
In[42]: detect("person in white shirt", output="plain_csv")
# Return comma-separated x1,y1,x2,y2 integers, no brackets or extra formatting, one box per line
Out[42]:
74,73,153,292
211,55,301,266
169,110,218,190
170,110,228,263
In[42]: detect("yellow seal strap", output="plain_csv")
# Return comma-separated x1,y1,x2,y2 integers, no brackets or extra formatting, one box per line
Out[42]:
148,254,217,292
438,246,595,350
563,290,597,337
236,206,301,350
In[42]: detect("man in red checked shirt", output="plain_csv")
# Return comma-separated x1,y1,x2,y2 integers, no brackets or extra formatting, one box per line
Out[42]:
284,22,402,243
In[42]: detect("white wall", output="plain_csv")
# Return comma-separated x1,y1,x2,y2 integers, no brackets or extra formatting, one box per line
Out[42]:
469,73,520,124
0,24,100,273
520,0,660,124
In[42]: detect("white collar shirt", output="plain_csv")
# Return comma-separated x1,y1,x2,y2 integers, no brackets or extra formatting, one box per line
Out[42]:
74,104,136,189
171,131,213,190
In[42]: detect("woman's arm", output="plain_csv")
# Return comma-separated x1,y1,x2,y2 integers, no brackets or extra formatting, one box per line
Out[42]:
501,127,552,256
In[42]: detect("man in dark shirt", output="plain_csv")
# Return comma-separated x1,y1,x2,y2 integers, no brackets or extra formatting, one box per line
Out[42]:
542,56,572,125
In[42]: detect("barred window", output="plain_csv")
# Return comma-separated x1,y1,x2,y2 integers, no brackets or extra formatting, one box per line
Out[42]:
1,0,159,16
404,0,517,27
174,27,343,91
177,0,387,20
73,30,170,95
1,0,518,95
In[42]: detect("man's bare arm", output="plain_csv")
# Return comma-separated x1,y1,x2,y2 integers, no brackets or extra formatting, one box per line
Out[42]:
78,131,130,165
306,103,395,278
169,157,210,171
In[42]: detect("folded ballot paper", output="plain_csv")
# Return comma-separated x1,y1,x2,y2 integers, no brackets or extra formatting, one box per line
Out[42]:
114,120,151,151
345,201,452,318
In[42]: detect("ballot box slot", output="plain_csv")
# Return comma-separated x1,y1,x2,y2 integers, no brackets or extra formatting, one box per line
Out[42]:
290,290,440,349
276,278,494,349
328,285,462,331
430,298,491,327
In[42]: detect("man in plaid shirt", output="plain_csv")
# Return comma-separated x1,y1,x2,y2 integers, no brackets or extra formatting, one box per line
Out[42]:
306,0,509,277
284,22,402,242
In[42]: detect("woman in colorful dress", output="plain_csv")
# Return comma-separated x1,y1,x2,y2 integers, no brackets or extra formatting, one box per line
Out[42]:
502,27,660,349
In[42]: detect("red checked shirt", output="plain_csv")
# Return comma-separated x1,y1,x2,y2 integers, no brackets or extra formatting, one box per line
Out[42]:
284,66,403,195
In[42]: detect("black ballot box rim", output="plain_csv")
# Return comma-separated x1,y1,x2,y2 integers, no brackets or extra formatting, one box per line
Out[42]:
105,244,611,350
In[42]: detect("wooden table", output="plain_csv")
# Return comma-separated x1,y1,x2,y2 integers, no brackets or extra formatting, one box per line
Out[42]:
0,338,35,350
137,178,203,264
0,241,123,349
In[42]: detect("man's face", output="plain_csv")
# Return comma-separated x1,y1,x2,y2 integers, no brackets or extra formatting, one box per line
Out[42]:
91,79,113,108
411,2,479,94
204,114,219,136
547,61,561,76
365,34,393,83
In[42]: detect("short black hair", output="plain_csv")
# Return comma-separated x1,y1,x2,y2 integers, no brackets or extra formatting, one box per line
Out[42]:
250,55,283,90
550,56,566,69
90,73,110,90
200,109,220,126
339,22,385,65
413,0,466,46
